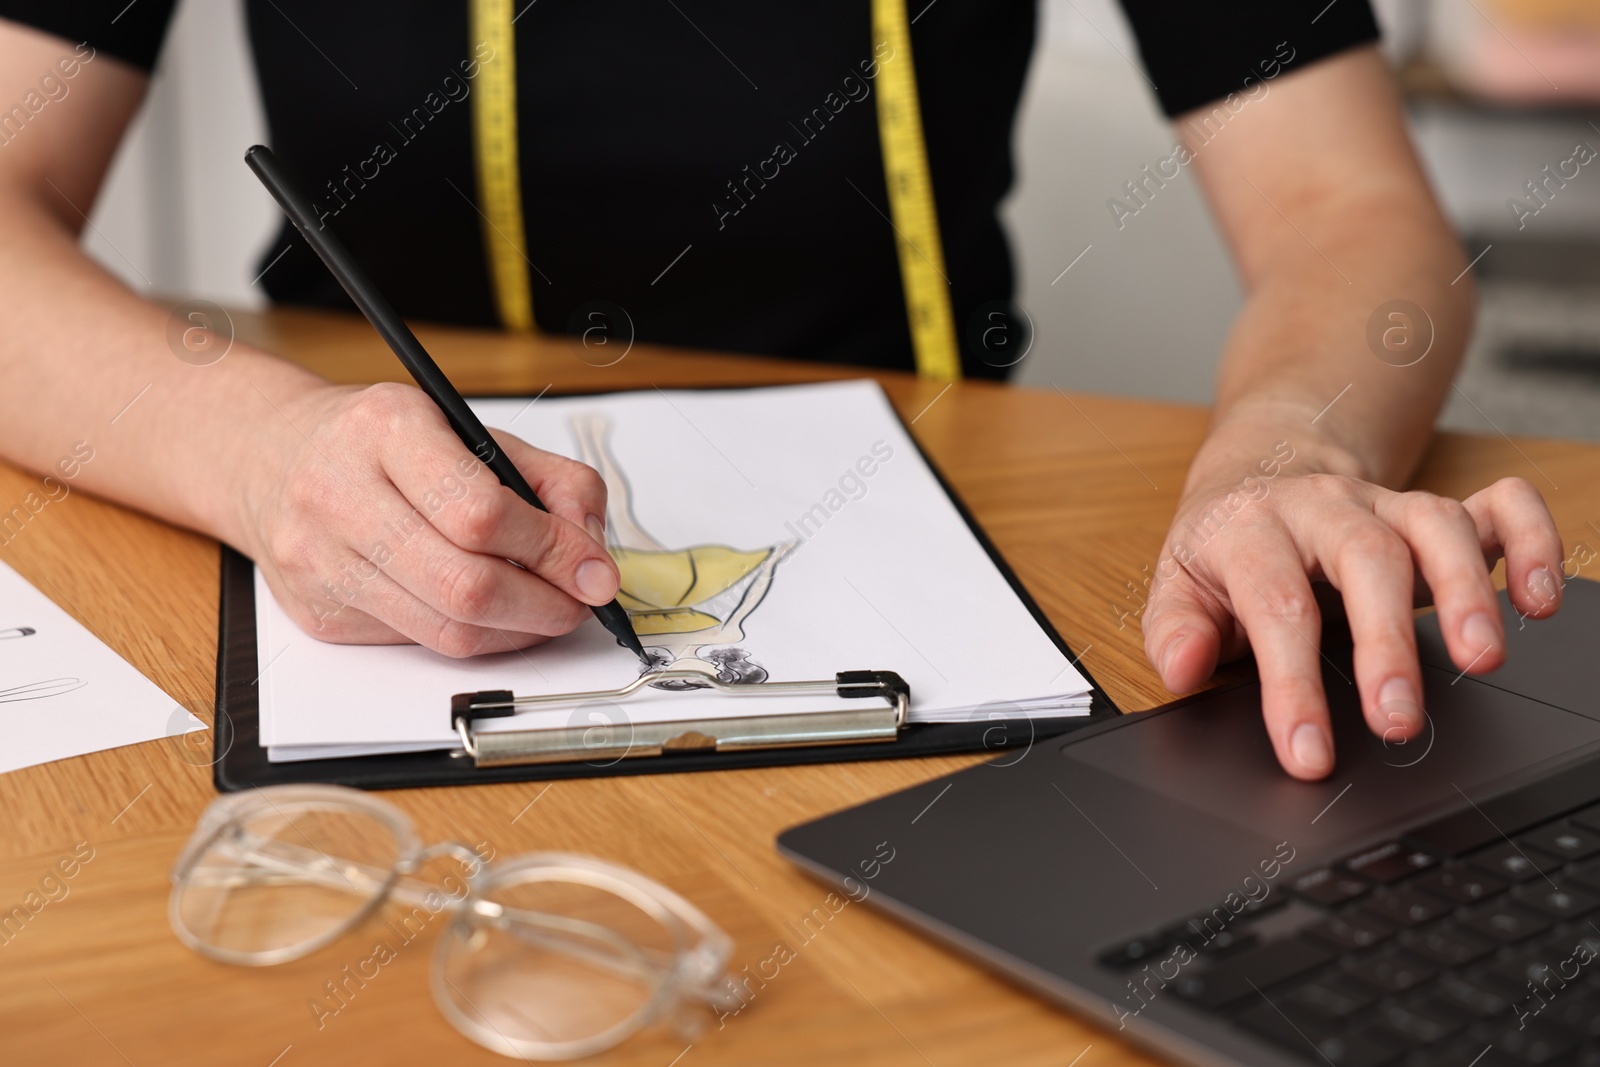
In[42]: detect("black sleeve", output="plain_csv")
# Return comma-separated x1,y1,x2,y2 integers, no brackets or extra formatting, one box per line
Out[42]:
1115,0,1381,117
0,0,179,71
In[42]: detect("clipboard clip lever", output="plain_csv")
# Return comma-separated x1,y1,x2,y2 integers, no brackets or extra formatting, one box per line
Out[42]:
449,667,910,768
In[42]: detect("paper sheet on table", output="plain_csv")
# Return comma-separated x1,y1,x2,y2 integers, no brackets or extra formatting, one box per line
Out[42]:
0,559,204,774
257,381,1092,762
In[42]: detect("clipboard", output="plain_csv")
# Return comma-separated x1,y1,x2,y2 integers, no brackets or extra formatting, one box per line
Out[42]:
210,396,1119,792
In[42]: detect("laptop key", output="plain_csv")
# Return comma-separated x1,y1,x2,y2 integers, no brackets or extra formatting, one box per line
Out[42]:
1459,902,1554,943
1400,923,1496,967
1363,887,1452,928
1173,937,1337,1011
1562,857,1600,893
1485,949,1562,994
1308,913,1395,952
1235,1003,1404,1067
1569,802,1600,835
1099,934,1171,969
1165,916,1259,958
1470,1018,1581,1065
1548,991,1600,1036
1485,928,1598,992
1558,924,1600,958
1345,949,1438,994
1371,996,1472,1045
1437,972,1513,1018
1511,883,1600,921
1402,1036,1494,1067
1342,841,1440,884
1543,984,1600,1039
1468,841,1564,883
1414,866,1509,905
1283,973,1381,1019
1292,867,1373,908
1520,823,1600,862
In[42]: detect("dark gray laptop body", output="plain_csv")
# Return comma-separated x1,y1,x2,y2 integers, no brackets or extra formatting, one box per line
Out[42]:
779,580,1600,1067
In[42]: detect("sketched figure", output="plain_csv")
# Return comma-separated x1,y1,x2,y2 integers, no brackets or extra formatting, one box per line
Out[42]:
0,678,86,703
0,629,79,702
572,413,794,686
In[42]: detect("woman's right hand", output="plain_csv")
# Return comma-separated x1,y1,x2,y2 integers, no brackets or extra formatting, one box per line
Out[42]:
239,381,623,657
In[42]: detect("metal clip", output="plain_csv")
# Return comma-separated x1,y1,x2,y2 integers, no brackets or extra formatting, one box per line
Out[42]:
451,666,910,768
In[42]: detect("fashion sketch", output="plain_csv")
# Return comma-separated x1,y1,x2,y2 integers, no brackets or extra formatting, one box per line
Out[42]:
571,413,794,687
0,680,86,703
0,626,84,702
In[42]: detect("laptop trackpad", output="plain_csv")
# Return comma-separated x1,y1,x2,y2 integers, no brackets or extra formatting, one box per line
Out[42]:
1065,664,1600,855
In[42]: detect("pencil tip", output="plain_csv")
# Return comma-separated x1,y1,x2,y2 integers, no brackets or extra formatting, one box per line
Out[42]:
626,635,651,666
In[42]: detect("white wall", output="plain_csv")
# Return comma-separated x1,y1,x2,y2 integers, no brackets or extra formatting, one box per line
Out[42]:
86,0,274,308
1004,0,1240,401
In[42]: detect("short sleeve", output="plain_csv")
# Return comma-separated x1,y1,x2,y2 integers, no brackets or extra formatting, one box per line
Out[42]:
0,0,180,71
1115,0,1381,117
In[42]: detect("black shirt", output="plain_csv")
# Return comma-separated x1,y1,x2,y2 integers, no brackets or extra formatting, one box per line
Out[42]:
3,1,1378,378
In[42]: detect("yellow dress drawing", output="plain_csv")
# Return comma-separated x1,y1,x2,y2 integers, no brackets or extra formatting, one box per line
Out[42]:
572,413,794,684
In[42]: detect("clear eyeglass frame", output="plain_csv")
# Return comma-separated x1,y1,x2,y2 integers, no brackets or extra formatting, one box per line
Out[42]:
169,784,741,1060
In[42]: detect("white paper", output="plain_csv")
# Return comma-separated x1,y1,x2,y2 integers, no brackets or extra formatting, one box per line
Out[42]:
257,381,1090,761
0,560,205,774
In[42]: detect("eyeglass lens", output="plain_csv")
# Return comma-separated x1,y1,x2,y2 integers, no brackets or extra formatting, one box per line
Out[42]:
175,804,402,958
435,872,683,1049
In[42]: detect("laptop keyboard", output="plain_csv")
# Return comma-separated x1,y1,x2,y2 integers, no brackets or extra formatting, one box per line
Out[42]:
1099,763,1600,1067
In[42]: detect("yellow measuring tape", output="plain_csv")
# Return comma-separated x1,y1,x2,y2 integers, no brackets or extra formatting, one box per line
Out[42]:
469,0,534,332
869,0,962,381
469,0,961,379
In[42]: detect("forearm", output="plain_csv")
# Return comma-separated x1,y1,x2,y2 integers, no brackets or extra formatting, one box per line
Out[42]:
0,183,328,549
1187,189,1473,502
1166,47,1475,505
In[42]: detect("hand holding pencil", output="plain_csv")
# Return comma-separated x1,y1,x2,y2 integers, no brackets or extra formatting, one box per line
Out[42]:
241,146,644,661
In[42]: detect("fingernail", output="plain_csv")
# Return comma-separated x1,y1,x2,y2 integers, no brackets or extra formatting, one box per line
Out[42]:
585,514,606,546
1291,723,1332,775
1377,677,1422,730
1462,611,1500,653
1159,632,1187,683
1526,565,1560,608
575,558,619,603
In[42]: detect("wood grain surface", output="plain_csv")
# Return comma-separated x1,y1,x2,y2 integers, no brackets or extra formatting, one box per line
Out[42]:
1,307,1596,1067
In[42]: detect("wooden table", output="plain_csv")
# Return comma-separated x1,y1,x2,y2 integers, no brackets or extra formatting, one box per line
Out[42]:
2,307,1597,1067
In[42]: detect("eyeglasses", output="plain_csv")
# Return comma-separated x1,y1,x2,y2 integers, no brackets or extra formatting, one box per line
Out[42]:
169,784,739,1059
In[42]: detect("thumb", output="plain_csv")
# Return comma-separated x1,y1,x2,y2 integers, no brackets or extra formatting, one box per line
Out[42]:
1141,568,1225,695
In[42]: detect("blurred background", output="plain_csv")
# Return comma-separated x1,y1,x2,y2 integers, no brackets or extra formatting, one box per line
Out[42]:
86,0,1600,439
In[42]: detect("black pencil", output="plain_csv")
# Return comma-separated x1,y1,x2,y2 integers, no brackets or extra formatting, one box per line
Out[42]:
243,144,647,665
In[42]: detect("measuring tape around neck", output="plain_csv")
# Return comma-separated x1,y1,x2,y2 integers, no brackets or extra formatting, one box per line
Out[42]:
869,0,962,381
468,0,962,379
469,0,534,332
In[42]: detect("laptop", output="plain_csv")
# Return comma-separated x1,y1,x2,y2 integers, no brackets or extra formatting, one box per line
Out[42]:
779,579,1600,1067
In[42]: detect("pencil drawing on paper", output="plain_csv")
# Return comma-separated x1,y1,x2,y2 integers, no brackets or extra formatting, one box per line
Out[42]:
572,413,794,687
0,678,86,703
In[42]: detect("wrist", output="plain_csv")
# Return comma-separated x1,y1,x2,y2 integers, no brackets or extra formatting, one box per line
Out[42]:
1180,399,1367,510
201,356,341,558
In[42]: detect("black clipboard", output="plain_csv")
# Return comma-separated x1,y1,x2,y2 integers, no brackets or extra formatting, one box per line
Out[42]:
211,390,1120,792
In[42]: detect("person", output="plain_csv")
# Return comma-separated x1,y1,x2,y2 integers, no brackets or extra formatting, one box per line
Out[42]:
0,1,1566,781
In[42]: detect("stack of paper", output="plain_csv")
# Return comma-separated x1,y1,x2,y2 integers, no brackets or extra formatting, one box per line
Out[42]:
257,381,1092,762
